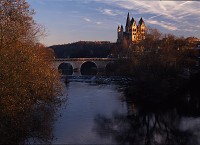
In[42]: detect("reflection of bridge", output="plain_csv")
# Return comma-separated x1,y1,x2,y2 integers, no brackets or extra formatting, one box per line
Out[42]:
54,58,118,75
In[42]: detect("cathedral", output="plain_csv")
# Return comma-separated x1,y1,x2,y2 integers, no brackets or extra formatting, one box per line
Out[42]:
117,12,146,44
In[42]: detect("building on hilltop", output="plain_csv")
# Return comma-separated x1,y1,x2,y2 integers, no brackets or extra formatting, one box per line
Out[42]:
117,12,146,44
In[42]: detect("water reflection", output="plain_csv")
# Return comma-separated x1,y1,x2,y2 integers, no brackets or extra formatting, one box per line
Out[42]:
5,78,198,144
93,88,200,145
52,82,126,144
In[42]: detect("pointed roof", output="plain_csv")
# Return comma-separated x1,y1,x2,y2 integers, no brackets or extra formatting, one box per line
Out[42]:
139,17,145,26
121,25,123,30
130,17,135,25
125,12,130,28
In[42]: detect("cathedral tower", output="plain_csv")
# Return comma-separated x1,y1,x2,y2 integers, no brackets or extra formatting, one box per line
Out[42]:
117,13,146,44
125,12,131,33
117,25,124,43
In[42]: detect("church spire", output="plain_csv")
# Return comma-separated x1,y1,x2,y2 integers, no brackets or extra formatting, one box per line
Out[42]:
139,17,144,26
125,12,130,33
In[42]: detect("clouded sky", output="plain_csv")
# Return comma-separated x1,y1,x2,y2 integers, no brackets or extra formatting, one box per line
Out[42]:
27,0,200,46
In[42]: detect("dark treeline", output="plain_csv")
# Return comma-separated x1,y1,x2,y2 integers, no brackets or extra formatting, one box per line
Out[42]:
111,28,200,76
105,28,200,111
50,41,112,58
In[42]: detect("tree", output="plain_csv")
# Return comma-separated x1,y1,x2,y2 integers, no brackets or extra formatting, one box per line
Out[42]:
0,0,62,143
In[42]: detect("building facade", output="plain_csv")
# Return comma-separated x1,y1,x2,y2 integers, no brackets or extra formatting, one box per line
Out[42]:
117,13,146,43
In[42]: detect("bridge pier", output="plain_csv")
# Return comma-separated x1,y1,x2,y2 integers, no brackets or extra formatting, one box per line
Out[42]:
72,71,81,76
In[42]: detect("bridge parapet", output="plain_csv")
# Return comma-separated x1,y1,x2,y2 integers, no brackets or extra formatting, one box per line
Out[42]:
55,58,118,61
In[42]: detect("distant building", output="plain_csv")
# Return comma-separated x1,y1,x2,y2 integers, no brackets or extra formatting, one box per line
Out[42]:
186,37,200,44
117,12,146,44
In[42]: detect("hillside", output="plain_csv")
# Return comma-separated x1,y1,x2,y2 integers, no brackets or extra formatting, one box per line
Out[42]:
49,41,113,58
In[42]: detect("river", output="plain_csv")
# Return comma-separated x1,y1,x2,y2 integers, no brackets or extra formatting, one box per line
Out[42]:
53,81,127,144
51,79,200,145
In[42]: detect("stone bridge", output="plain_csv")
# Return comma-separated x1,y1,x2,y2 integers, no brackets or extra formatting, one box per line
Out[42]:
54,58,117,75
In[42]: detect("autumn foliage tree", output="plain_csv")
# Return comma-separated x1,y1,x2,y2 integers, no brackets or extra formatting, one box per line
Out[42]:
115,28,198,101
0,0,62,143
115,27,197,77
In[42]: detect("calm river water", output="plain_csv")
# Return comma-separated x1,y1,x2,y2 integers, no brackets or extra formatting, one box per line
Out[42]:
52,80,200,145
53,81,127,144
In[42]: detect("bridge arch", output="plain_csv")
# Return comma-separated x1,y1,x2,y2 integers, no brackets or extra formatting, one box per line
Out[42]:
80,61,97,75
105,62,116,75
58,63,73,75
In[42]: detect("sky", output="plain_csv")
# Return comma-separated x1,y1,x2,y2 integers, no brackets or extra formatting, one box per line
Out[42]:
26,0,200,46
